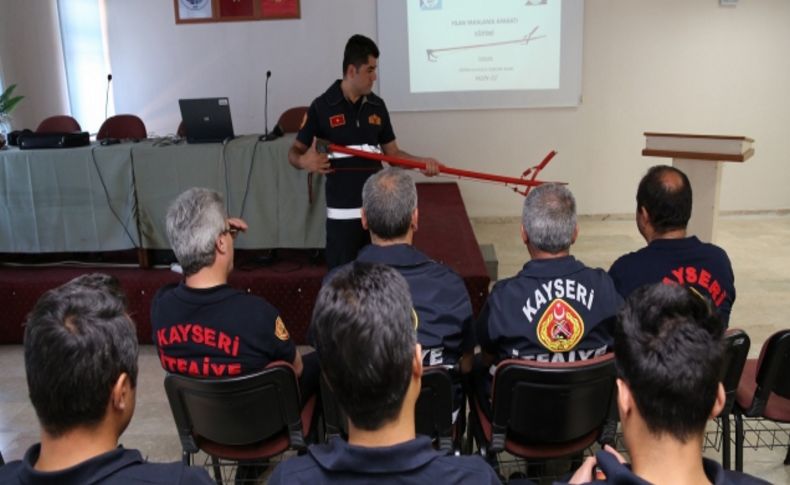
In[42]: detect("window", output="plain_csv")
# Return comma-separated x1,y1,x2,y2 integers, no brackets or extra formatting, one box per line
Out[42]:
57,0,111,134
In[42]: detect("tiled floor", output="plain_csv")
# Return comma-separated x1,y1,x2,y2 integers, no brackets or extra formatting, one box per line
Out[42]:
1,213,789,483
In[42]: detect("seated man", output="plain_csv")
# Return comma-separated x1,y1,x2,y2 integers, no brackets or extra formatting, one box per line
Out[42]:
151,187,317,396
347,167,474,415
476,184,622,403
566,284,768,484
609,165,735,325
0,273,213,484
270,263,501,484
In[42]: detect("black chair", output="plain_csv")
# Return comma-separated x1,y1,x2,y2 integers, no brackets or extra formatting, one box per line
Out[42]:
734,329,790,472
469,353,617,464
164,362,316,483
718,328,751,469
321,366,457,452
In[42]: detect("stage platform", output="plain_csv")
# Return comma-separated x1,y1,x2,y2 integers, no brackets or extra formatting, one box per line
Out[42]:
0,183,489,345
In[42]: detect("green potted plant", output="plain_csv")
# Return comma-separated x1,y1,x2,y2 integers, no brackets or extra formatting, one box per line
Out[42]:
0,84,24,149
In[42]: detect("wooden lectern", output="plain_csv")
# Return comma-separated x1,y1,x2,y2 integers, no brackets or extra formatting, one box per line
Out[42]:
642,132,754,243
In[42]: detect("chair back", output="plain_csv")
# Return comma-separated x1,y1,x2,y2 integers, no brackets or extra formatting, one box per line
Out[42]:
177,120,187,138
754,330,790,402
97,114,147,140
36,115,81,133
276,106,308,133
490,353,617,447
720,328,751,415
321,366,455,449
414,366,454,450
164,362,306,456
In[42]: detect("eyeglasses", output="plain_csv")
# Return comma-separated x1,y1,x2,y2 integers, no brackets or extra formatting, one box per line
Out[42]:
221,227,240,239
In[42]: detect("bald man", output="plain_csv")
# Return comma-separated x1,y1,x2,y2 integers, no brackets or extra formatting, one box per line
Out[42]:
609,165,736,326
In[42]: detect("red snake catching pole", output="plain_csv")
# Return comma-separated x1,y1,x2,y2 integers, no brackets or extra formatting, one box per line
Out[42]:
318,140,561,196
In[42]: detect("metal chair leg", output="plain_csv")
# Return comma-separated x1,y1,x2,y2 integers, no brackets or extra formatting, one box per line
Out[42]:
211,456,223,485
721,416,731,470
734,413,744,472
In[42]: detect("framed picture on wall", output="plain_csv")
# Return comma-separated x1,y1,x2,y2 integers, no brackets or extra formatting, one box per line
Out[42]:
219,0,255,19
175,0,213,22
174,0,300,24
260,0,300,19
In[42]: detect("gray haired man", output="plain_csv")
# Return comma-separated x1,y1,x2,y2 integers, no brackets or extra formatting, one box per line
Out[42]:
324,167,475,418
474,184,622,408
150,188,318,397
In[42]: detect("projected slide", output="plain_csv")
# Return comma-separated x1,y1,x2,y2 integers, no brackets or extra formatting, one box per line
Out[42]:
407,0,561,93
377,0,582,111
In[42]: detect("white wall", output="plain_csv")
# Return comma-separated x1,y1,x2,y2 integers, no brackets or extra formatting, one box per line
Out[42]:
104,0,376,139
5,0,789,216
392,0,790,217
0,0,69,130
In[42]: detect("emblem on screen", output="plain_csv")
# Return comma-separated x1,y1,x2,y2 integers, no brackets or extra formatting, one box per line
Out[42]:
180,0,209,11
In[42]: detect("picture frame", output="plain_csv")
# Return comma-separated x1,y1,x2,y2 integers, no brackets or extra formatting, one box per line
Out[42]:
174,0,300,24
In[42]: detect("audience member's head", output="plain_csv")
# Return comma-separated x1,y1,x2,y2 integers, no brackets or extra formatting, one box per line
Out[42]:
521,183,577,254
311,262,419,431
636,165,692,235
24,273,138,437
362,167,418,241
166,187,228,276
615,283,724,443
343,34,379,76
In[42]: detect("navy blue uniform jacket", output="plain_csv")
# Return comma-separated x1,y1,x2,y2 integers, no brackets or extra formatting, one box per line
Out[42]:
478,256,622,364
0,445,213,484
609,236,735,326
269,436,501,484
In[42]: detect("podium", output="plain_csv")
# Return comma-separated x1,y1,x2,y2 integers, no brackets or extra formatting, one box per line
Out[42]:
642,132,754,243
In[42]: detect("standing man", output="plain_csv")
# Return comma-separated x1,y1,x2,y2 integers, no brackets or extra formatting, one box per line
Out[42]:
289,34,441,269
608,165,736,326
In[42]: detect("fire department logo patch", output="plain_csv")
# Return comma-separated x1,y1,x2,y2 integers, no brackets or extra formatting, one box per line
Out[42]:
274,317,290,341
368,114,382,126
536,299,584,352
329,114,345,128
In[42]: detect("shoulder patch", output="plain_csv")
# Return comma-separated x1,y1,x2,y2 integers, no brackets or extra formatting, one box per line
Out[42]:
536,299,584,352
274,317,290,341
368,113,382,126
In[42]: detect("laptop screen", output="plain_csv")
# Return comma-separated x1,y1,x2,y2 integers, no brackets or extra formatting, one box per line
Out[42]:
178,98,235,143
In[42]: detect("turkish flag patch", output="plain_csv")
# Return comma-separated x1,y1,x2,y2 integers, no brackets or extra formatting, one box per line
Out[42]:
329,114,346,128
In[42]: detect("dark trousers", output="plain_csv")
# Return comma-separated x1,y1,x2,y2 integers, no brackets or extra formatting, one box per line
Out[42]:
325,218,370,270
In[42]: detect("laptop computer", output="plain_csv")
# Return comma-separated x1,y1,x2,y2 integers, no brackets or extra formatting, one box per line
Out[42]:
178,97,235,143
